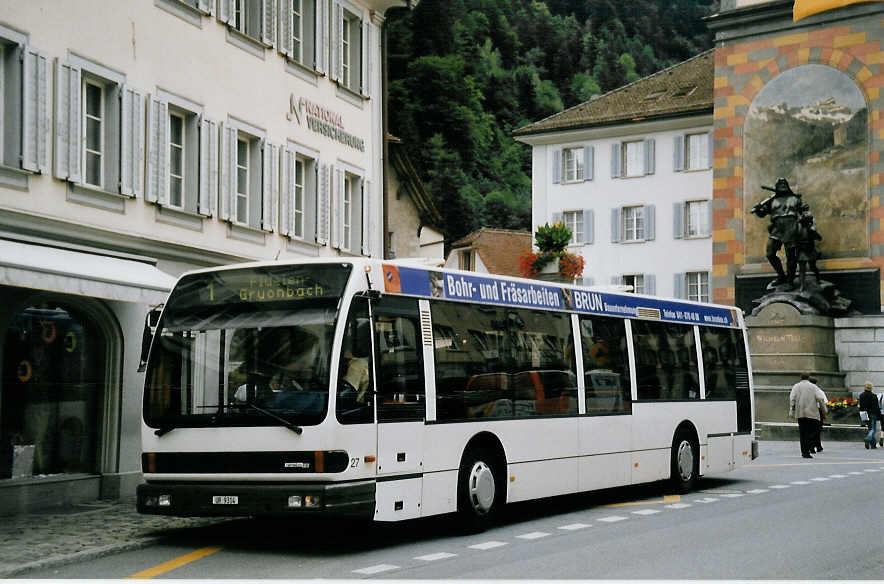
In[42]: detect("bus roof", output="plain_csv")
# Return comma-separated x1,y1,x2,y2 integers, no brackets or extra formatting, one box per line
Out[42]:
174,258,743,329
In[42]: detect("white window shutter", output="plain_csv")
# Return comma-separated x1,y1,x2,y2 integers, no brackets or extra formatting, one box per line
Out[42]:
361,18,369,96
53,59,81,182
315,0,328,74
198,116,218,217
707,130,714,169
610,143,621,178
673,135,685,172
280,148,293,235
673,273,686,299
364,20,374,98
705,201,713,236
584,145,594,181
362,179,372,256
645,204,655,240
279,0,294,57
610,208,620,243
645,274,656,295
331,166,344,249
262,141,279,231
552,150,561,184
644,138,655,175
22,47,50,174
333,1,343,82
121,86,145,198
218,0,235,24
673,202,684,239
610,275,621,286
261,0,277,47
583,209,594,244
145,95,169,205
196,0,215,15
316,162,330,245
218,123,237,221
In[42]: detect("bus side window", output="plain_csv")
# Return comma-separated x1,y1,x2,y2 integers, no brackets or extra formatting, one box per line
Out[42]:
374,297,425,422
579,315,631,414
336,298,373,425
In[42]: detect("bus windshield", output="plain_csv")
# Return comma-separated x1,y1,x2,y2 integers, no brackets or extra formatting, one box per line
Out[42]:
143,263,351,430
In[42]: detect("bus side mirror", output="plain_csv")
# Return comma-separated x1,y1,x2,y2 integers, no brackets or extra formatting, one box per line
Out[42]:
137,305,163,373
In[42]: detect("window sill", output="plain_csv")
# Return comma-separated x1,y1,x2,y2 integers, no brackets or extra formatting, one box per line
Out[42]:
0,164,30,191
684,234,711,240
155,204,204,231
286,237,322,256
285,59,321,85
228,221,266,245
618,239,647,244
226,27,265,59
335,83,368,108
679,166,712,173
154,0,203,27
67,182,127,213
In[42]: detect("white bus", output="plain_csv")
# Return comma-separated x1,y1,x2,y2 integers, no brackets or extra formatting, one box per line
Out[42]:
137,259,756,530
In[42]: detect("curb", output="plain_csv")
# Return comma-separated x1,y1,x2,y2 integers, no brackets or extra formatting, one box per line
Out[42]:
0,536,163,579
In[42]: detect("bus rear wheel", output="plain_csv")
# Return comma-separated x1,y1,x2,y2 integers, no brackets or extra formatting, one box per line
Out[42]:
670,430,699,493
457,447,502,532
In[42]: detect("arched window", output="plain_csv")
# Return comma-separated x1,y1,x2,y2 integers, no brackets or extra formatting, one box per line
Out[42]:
2,302,106,478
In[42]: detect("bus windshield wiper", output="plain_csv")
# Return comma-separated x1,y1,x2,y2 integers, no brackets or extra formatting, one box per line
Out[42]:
154,426,175,437
233,401,303,435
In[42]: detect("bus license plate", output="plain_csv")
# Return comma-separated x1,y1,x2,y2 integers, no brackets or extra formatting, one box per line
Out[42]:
212,495,238,505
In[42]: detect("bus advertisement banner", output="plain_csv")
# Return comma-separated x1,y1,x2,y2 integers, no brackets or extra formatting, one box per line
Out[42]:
380,264,738,328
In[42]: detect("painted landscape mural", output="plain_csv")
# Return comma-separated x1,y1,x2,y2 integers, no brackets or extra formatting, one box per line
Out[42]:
744,64,868,263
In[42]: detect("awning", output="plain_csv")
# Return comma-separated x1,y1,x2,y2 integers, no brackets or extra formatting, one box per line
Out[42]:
0,239,176,305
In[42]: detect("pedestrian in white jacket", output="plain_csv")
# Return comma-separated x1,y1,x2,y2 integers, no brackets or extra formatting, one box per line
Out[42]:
789,373,827,459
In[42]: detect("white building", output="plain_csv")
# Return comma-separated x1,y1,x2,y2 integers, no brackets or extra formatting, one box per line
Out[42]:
513,50,715,302
0,0,406,514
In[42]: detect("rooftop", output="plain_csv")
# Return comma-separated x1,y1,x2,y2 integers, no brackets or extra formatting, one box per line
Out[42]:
512,49,714,137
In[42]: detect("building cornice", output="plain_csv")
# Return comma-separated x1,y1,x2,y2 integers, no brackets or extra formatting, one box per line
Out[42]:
0,208,247,268
514,112,713,146
706,0,884,43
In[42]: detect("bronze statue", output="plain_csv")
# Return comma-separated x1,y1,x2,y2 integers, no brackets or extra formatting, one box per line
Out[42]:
750,177,807,289
795,212,822,296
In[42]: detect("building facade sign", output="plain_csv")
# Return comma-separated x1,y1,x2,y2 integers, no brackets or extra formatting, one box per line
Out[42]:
288,94,366,152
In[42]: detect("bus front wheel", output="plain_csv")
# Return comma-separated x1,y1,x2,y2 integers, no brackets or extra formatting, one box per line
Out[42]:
457,447,502,532
670,430,699,493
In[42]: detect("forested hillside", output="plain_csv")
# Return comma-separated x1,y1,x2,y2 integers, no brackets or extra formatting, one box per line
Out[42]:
386,0,719,246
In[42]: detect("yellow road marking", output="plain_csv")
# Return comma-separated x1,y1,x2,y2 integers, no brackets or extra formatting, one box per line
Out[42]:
604,494,680,508
127,546,223,579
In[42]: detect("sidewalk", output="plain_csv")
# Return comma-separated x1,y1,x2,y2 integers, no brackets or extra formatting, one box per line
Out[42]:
0,498,224,578
0,440,877,578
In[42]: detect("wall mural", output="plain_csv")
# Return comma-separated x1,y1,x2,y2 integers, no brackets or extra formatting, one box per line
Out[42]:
744,64,868,263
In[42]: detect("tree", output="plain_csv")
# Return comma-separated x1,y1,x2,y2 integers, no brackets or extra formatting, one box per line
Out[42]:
386,0,718,247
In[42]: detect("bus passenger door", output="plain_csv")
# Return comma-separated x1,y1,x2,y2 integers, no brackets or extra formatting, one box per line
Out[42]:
373,296,426,521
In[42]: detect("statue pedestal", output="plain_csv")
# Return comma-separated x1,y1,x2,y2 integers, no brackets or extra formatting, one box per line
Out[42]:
745,303,859,440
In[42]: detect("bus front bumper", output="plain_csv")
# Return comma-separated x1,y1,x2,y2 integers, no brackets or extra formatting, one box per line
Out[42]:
137,480,375,518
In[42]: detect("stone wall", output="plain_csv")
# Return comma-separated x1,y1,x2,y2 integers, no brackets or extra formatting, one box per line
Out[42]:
834,315,884,393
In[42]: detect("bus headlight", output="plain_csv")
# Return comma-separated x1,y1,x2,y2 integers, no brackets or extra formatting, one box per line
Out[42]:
158,494,172,507
304,495,320,508
287,495,302,508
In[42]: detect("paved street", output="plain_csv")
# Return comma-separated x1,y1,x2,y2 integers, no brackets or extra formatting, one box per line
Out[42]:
5,440,884,579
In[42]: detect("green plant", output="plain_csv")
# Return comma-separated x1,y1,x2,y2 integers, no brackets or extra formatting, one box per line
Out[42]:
535,222,572,254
